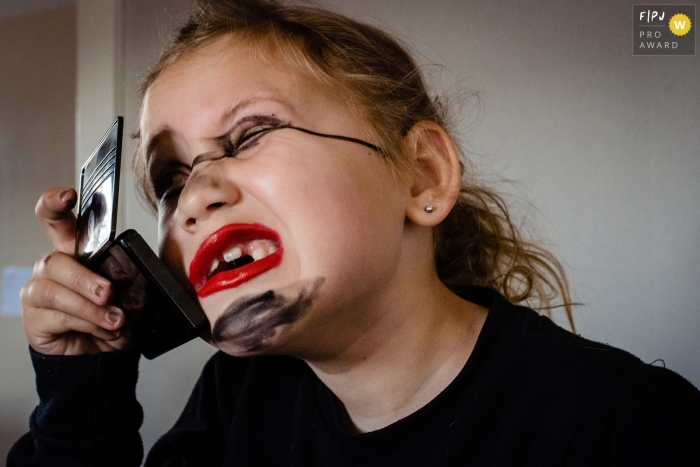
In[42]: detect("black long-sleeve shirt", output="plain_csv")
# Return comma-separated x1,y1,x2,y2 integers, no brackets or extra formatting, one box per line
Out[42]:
9,288,700,466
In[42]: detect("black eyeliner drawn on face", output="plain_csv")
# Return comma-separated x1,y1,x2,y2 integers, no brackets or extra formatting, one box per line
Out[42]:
190,118,385,168
191,115,285,168
211,277,325,353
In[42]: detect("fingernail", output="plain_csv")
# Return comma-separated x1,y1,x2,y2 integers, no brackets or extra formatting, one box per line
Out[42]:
59,189,69,201
106,307,123,326
94,284,106,299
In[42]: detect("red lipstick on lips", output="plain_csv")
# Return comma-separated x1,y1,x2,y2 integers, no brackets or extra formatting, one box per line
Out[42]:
188,223,283,298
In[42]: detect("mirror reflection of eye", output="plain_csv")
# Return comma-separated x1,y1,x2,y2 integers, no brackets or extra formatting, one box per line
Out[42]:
88,210,95,236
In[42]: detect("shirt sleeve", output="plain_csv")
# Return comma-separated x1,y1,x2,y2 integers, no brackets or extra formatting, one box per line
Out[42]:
7,347,143,467
144,351,246,467
566,364,700,466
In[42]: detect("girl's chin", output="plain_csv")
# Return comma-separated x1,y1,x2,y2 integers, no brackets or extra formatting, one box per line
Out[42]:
206,277,326,355
215,335,284,357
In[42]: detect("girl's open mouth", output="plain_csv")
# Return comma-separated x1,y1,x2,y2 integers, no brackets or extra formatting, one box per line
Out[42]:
188,223,283,298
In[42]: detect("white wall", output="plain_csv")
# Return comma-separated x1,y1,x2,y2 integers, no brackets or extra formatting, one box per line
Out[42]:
0,5,76,460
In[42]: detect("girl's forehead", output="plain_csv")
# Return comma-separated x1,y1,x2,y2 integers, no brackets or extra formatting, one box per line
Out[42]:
158,35,310,90
142,39,311,131
149,34,344,108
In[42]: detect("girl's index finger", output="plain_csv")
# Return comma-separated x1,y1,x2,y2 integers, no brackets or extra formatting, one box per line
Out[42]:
35,187,78,254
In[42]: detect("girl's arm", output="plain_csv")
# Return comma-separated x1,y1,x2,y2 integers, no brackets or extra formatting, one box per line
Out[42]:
7,349,143,467
9,188,139,466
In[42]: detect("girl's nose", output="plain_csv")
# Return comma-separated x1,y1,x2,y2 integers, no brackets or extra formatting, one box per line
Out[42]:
176,162,241,233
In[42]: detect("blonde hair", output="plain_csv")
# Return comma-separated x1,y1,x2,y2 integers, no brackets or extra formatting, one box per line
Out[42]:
133,0,574,328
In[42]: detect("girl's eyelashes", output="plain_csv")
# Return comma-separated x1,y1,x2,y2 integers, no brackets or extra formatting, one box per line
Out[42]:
223,115,285,158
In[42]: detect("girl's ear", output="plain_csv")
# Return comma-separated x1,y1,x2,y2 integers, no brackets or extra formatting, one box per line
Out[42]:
403,121,462,226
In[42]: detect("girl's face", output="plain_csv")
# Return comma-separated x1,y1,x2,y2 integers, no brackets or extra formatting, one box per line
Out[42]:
140,37,412,357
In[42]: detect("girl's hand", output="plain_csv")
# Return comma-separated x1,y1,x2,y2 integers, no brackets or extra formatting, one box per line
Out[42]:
21,187,129,355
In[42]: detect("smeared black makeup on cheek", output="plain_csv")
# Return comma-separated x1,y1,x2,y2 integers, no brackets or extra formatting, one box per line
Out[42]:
211,277,325,353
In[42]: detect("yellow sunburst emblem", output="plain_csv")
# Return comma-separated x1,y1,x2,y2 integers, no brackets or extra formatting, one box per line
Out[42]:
668,13,692,36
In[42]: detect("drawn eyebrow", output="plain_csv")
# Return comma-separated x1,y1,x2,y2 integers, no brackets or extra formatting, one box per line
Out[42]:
144,132,165,163
144,131,177,175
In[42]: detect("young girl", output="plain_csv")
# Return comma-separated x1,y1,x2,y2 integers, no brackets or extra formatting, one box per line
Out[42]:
10,0,700,465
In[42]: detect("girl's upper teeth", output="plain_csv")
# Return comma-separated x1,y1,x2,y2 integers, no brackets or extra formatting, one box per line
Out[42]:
252,247,267,261
209,240,279,277
223,246,243,262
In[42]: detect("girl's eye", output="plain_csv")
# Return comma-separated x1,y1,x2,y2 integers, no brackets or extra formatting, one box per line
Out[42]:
225,118,284,157
188,117,286,167
153,168,190,201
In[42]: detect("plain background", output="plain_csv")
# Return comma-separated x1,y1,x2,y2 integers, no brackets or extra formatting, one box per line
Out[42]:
1,0,698,461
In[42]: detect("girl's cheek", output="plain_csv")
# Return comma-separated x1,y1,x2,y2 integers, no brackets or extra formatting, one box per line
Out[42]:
156,216,192,292
157,203,179,255
157,200,177,236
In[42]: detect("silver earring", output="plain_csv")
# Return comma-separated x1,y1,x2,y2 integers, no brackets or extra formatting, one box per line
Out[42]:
424,205,434,213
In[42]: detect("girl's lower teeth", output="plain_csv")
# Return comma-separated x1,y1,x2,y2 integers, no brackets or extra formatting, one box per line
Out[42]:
208,254,256,278
208,245,278,278
209,259,220,275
